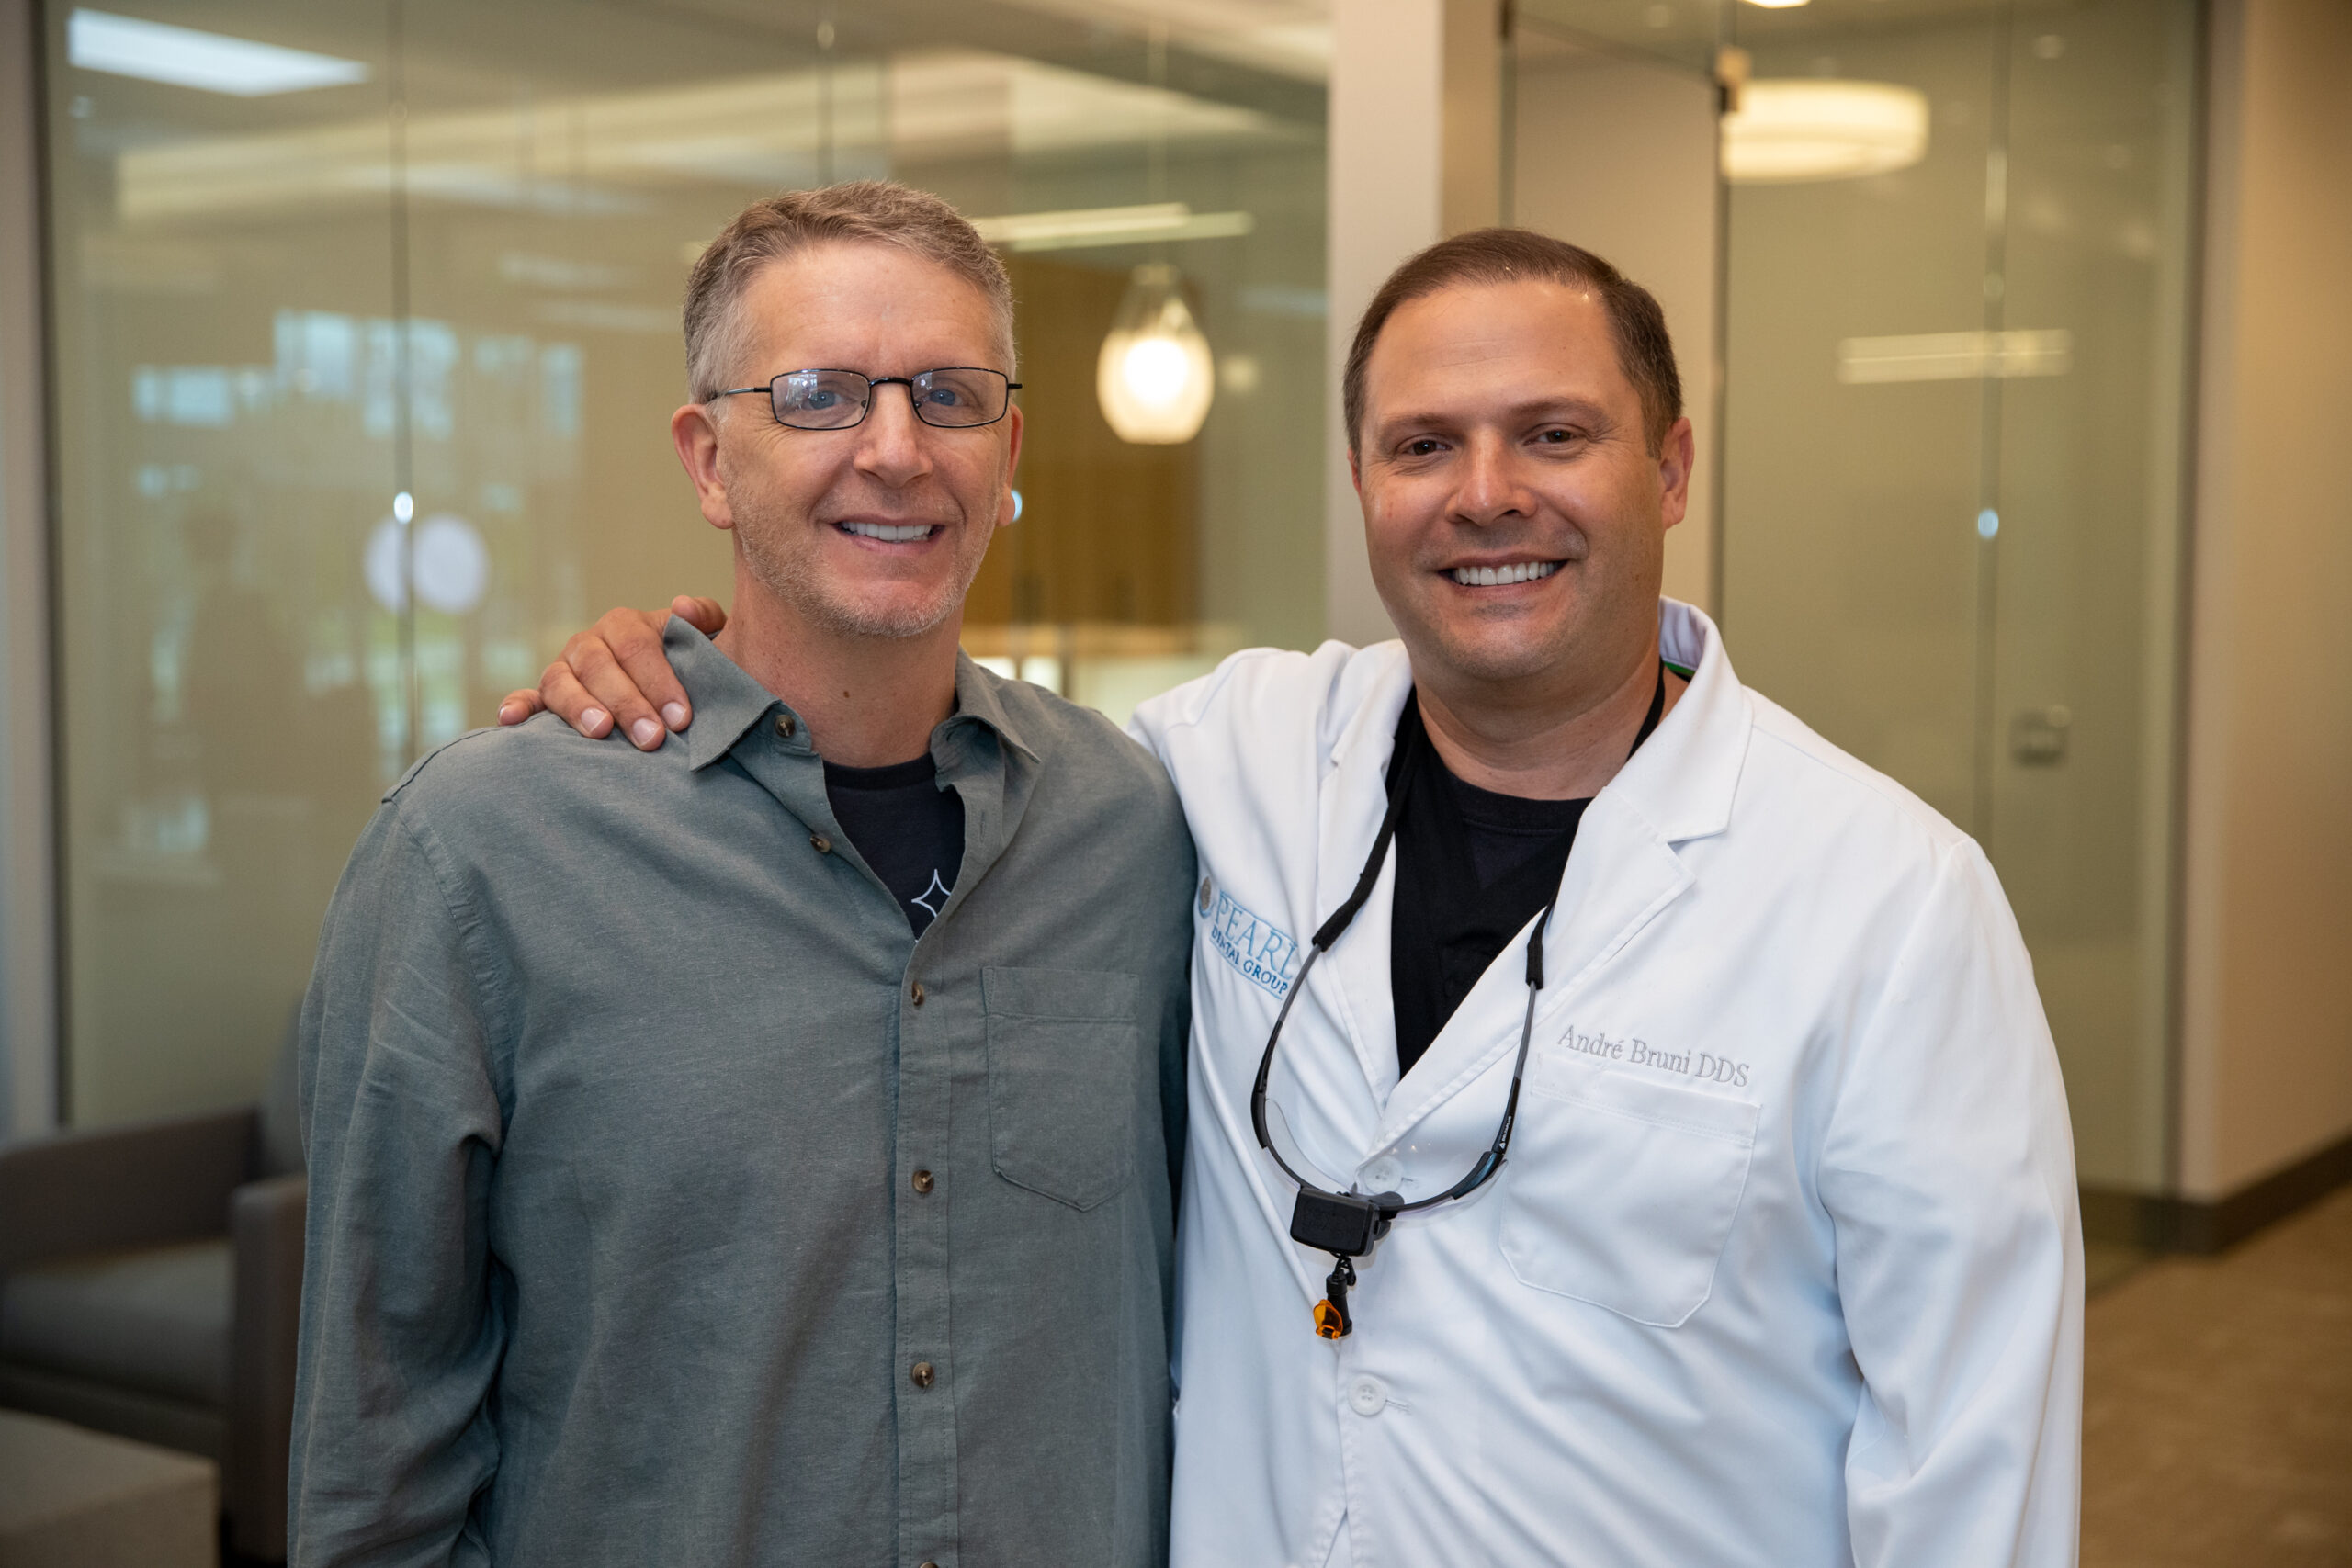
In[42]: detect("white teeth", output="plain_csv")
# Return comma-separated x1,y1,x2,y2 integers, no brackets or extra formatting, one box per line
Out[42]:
842,521,934,542
1450,560,1558,586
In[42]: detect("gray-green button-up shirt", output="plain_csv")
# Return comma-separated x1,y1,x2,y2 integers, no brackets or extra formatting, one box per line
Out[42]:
293,621,1195,1568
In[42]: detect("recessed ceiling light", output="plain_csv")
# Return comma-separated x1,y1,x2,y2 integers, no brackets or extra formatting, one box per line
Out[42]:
1740,0,1812,8
68,9,370,96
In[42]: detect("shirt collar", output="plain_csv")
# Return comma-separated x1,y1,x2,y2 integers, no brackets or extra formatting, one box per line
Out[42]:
670,618,793,771
944,651,1042,764
668,616,1043,771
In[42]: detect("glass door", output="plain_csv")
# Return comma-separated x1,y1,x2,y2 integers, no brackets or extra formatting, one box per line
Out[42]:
1717,0,2199,1199
1514,0,2201,1205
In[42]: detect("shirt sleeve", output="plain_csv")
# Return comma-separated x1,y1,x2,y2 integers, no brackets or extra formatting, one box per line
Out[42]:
1818,839,2084,1568
291,798,509,1568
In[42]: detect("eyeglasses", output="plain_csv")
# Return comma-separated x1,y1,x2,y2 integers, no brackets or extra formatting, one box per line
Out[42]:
711,367,1020,431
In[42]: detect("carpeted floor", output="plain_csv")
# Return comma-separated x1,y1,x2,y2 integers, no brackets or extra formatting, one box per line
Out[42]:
2082,1184,2352,1566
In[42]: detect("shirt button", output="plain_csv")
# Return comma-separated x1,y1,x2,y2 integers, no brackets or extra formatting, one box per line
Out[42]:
1349,1376,1388,1416
910,1361,936,1389
910,979,926,1006
775,714,795,739
911,1169,934,1195
810,833,832,854
1363,1156,1405,1191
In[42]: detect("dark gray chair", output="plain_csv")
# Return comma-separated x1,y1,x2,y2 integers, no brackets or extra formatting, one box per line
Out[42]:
0,1031,304,1562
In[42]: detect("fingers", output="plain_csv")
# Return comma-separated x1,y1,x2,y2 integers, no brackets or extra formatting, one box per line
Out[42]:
537,660,616,739
496,689,545,727
601,607,697,739
672,595,728,637
556,631,665,750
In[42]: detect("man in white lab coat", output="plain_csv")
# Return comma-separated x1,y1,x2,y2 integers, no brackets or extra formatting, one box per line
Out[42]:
1125,229,2082,1567
509,225,2082,1567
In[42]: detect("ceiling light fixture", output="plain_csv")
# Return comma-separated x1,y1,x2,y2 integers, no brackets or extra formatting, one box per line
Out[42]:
69,9,370,96
1722,79,1929,183
1098,264,1215,445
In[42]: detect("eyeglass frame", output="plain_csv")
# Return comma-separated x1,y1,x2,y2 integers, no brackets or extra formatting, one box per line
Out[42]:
709,367,1022,431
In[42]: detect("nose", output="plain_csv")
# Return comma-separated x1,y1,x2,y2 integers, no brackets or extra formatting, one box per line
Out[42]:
853,381,934,488
1450,430,1532,528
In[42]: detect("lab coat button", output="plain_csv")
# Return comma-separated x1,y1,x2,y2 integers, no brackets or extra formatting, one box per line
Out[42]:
1348,1376,1387,1416
1363,1156,1404,1190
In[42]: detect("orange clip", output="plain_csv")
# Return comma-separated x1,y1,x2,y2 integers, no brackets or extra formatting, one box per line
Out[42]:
1313,1298,1350,1338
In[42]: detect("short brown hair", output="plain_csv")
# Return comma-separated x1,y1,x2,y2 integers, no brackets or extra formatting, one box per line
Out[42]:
682,180,1015,403
1342,228,1682,456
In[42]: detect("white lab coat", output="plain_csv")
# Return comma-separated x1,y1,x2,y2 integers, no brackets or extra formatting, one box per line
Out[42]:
1128,600,2082,1568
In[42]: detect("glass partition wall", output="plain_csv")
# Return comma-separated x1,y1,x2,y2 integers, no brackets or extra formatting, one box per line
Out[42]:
1514,0,2199,1209
47,0,1328,1125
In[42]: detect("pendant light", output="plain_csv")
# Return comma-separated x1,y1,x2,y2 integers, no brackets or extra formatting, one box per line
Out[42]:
1098,263,1215,444
1095,19,1214,446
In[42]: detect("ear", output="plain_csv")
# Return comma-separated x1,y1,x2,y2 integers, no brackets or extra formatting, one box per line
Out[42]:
996,403,1025,528
1656,416,1696,531
672,401,733,531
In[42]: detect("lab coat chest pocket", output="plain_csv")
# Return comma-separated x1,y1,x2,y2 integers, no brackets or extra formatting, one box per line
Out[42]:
982,965,1143,1212
1498,1055,1760,1327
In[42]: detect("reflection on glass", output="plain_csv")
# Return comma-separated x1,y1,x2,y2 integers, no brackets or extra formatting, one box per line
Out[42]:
49,0,1327,1125
1718,0,2198,1190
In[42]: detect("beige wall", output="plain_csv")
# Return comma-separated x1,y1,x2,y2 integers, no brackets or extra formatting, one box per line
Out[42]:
1325,0,1447,649
1325,0,1512,649
2180,0,2352,1198
1511,53,1718,615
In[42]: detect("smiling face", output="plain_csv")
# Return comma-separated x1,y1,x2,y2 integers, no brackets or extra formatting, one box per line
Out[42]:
1352,277,1692,705
675,241,1021,641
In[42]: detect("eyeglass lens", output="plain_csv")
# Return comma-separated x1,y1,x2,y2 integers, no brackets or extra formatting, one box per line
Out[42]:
770,368,1010,430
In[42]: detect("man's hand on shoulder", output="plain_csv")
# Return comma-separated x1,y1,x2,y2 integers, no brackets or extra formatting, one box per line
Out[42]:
496,595,727,750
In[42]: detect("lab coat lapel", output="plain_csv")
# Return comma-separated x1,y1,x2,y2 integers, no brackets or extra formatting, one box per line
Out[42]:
1371,795,1690,1154
1304,648,1417,1110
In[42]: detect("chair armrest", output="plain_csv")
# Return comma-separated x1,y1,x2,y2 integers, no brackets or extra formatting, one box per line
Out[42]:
228,1172,305,1562
0,1106,258,1273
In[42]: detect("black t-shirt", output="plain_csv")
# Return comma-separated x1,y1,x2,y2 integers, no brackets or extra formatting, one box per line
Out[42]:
1388,713,1589,1077
1386,675,1664,1077
823,754,964,935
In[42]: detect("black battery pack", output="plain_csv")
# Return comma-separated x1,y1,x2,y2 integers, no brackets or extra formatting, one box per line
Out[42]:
1290,1189,1392,1257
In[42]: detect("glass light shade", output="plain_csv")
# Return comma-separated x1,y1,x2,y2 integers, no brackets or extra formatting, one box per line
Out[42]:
1097,263,1215,445
1722,80,1930,184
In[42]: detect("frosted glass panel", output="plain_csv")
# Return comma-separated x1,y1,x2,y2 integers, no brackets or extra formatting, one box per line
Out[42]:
1718,0,2197,1190
47,0,1326,1125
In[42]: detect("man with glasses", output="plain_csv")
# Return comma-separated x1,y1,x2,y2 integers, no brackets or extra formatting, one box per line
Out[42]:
292,182,1194,1568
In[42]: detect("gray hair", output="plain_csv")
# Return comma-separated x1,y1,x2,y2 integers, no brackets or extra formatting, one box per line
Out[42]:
683,180,1016,404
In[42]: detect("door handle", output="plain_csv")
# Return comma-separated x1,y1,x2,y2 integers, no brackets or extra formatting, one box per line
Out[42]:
2009,705,2072,765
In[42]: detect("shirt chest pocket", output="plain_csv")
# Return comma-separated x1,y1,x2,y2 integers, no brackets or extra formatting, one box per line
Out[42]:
1498,1057,1760,1327
982,965,1145,1212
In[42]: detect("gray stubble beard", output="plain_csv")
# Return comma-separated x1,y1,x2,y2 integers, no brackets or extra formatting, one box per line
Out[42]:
737,505,994,642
